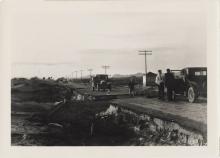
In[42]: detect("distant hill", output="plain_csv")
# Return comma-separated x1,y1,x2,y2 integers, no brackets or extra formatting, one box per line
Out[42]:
112,72,156,78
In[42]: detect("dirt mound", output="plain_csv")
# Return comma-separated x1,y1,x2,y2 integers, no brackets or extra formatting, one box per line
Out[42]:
46,101,137,145
48,101,109,122
11,78,72,103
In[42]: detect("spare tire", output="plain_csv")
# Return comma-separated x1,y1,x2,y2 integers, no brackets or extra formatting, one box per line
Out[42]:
202,81,207,90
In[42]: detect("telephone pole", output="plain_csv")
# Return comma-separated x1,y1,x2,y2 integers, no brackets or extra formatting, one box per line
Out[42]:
88,69,93,77
74,71,78,79
102,65,110,74
138,50,152,75
80,70,83,80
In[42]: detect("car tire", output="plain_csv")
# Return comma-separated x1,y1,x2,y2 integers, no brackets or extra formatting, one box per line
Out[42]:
109,84,112,92
188,87,197,103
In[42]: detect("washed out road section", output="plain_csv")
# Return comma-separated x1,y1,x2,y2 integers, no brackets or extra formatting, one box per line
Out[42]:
112,97,207,137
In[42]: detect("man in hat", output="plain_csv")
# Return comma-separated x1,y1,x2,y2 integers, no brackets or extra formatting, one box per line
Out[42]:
164,68,175,101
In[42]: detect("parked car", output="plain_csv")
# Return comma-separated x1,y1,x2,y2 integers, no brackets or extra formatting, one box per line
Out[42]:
171,67,207,103
91,74,111,91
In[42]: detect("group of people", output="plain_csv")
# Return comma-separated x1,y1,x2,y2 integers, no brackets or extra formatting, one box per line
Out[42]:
155,69,175,101
127,69,175,100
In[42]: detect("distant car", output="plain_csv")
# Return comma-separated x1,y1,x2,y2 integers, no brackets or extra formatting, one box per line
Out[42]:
171,67,207,103
91,74,111,91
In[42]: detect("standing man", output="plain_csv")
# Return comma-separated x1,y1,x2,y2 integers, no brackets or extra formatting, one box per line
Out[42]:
165,68,174,101
91,77,95,91
128,77,135,97
155,70,164,99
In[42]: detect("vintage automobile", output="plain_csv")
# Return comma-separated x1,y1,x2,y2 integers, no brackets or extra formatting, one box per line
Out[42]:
171,67,207,103
91,74,111,91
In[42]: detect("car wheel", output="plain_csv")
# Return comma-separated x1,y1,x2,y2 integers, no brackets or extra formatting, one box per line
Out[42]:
109,84,112,91
188,87,197,103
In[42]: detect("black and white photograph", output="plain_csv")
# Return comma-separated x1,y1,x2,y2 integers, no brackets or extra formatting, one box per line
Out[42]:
9,0,209,147
0,0,219,153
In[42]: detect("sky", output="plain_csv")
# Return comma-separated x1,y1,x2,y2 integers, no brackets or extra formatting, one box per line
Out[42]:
5,0,206,78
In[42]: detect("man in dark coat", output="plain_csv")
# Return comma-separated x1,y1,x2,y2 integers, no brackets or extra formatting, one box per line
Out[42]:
165,68,175,101
128,77,135,97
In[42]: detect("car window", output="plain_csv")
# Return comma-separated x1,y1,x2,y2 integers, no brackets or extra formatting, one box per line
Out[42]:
195,72,201,76
202,71,207,75
195,71,207,76
173,72,181,79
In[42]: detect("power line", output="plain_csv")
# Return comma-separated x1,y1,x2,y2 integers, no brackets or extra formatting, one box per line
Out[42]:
138,50,152,75
102,65,110,74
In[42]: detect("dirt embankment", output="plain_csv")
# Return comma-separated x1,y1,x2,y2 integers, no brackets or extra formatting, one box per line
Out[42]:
11,78,72,145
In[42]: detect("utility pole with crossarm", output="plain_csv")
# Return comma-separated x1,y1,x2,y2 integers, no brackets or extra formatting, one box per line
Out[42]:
88,69,93,77
80,70,83,80
102,65,110,74
138,50,152,75
74,71,78,79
